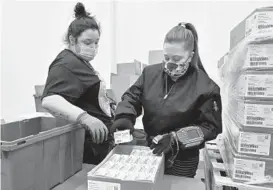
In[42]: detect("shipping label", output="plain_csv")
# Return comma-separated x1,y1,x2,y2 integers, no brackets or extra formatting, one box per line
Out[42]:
238,132,271,156
242,102,273,128
243,74,273,98
114,130,133,144
233,158,265,181
88,180,121,190
245,11,273,37
245,45,273,69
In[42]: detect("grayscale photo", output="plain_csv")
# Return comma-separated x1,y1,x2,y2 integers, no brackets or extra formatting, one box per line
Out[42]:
1,0,273,190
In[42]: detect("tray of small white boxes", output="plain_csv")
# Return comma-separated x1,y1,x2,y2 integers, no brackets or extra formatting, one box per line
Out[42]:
87,145,165,190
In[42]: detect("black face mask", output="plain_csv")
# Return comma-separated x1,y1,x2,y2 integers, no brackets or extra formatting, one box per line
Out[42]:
166,62,179,70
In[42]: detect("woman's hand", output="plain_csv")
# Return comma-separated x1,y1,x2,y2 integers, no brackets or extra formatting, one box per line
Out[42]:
150,134,173,155
77,112,109,144
110,118,134,133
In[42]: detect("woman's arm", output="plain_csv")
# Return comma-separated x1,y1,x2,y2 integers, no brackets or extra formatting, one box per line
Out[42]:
175,85,222,149
111,68,145,132
114,69,145,123
42,64,108,143
194,85,222,141
42,95,85,123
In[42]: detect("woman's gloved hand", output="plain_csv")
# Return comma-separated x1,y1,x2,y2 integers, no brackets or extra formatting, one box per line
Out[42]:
149,134,173,155
110,118,134,133
77,112,109,144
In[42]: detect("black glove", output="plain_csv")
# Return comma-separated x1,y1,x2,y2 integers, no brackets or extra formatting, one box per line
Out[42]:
110,118,134,133
149,134,173,155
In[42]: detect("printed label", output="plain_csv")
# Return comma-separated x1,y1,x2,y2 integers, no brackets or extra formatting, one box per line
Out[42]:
114,130,133,144
233,159,265,181
243,74,273,98
245,11,273,37
245,45,273,69
242,103,273,128
88,180,120,190
238,132,271,156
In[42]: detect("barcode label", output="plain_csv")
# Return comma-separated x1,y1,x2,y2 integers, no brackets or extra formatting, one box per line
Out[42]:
250,62,267,66
235,170,253,180
235,174,251,179
246,116,265,121
247,92,265,96
246,121,263,125
258,24,273,29
239,132,271,156
248,87,267,91
240,148,257,153
250,57,269,61
240,144,258,149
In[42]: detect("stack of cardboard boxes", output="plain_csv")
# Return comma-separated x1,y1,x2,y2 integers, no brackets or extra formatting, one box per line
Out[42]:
218,7,273,187
111,60,147,102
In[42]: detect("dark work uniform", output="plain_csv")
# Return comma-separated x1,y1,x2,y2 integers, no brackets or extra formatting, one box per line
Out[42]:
42,49,114,165
115,63,222,177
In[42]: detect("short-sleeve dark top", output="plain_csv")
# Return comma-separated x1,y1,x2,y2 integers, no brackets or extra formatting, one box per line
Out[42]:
42,49,113,127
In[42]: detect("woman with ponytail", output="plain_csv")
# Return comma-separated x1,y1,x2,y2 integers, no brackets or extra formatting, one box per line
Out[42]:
42,2,115,165
111,22,222,177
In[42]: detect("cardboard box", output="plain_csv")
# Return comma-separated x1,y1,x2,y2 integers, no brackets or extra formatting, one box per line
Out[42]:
223,115,273,159
221,136,273,188
217,53,229,69
243,44,273,70
34,85,45,96
230,7,273,50
227,99,273,129
111,75,140,101
149,50,164,65
235,71,273,100
87,145,164,190
117,61,142,76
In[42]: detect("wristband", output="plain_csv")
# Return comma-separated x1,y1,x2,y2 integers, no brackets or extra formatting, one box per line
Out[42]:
76,111,91,131
176,126,204,149
76,111,88,123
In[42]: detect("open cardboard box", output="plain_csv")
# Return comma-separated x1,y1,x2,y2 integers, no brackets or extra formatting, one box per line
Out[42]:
87,145,165,190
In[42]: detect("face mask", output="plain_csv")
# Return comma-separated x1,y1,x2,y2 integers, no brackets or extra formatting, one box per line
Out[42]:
164,58,190,81
72,44,98,61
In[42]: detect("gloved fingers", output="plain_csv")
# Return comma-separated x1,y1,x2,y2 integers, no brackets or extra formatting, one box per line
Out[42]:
89,129,96,144
98,127,105,144
129,127,135,134
153,146,163,155
102,125,109,142
85,126,95,143
94,128,100,144
110,124,117,134
150,142,157,150
117,125,127,130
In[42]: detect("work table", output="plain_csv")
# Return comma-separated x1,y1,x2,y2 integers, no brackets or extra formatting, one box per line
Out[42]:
53,164,205,190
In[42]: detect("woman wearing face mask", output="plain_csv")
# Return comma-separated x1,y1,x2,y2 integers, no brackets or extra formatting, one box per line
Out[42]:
42,2,115,165
111,23,222,177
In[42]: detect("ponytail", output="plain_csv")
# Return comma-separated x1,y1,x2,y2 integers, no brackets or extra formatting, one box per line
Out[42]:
185,23,207,75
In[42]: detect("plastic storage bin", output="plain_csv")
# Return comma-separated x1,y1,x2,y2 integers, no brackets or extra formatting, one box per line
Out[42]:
1,115,56,141
1,124,85,190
